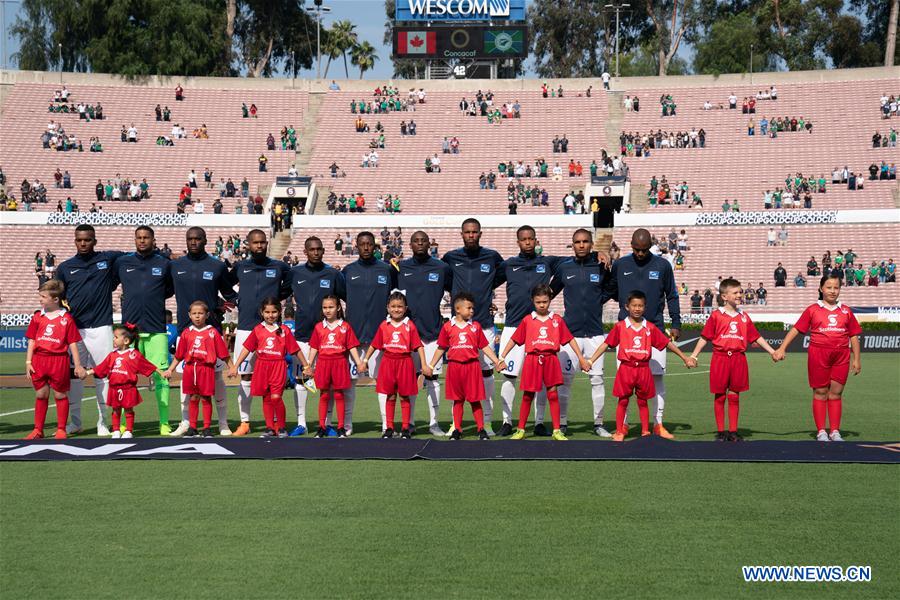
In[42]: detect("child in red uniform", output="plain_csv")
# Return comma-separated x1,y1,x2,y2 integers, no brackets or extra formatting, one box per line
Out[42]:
24,280,86,440
499,284,592,441
305,295,364,438
688,279,780,441
774,274,862,441
588,291,697,441
230,298,309,438
164,301,233,437
361,292,428,439
425,292,504,440
88,323,164,439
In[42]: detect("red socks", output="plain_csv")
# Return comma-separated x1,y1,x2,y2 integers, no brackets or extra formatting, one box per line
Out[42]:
547,389,561,430
636,398,650,432
714,394,726,431
333,390,345,429
471,401,484,430
452,400,464,430
518,391,535,430
273,396,286,432
812,397,827,431
189,398,199,429
318,392,330,428
125,410,135,432
111,408,121,432
34,397,49,432
615,397,629,433
55,397,69,431
201,400,212,429
386,395,396,429
727,394,740,432
826,397,842,432
400,397,411,430
262,394,274,430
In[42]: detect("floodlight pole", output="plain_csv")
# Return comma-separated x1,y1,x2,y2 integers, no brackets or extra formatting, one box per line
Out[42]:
749,43,754,85
604,2,630,78
58,42,63,84
307,2,332,80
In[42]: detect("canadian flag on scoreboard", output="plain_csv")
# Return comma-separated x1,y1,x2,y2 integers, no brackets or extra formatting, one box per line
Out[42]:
398,31,436,55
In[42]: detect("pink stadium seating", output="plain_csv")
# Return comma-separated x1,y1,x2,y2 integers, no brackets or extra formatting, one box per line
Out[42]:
0,84,305,212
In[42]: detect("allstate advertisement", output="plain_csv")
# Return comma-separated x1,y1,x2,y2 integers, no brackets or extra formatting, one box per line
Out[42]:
396,0,526,22
0,330,28,353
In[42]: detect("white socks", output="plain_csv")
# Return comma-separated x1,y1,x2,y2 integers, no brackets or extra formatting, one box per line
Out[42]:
345,383,356,432
215,373,228,428
294,384,307,428
653,375,665,424
425,378,440,426
377,391,388,430
482,375,494,423
590,375,606,425
68,378,84,429
238,379,252,422
499,377,517,424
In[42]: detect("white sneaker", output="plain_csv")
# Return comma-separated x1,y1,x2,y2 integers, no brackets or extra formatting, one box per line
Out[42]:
96,423,112,437
169,422,190,437
429,424,447,437
343,428,353,437
110,430,122,439
816,429,830,442
483,424,496,437
65,423,83,435
122,431,133,439
218,425,232,436
829,430,843,442
594,425,613,438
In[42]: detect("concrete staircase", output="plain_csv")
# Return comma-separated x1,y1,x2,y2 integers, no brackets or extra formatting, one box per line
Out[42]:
295,91,325,176
629,183,649,213
312,183,332,215
605,91,624,152
268,229,293,259
593,229,613,255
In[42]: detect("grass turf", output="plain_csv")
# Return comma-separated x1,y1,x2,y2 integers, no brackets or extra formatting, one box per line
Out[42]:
1,352,898,599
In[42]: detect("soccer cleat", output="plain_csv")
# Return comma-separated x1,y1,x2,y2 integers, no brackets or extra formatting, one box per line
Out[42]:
429,424,447,437
641,430,651,437
498,422,514,437
653,424,675,439
277,429,289,438
560,424,569,436
381,428,395,439
728,431,743,442
54,429,67,440
232,422,251,436
715,431,728,442
65,423,82,435
96,423,112,437
612,431,626,442
184,427,199,438
343,428,353,437
449,429,462,440
478,429,490,440
533,422,550,437
159,423,172,436
259,428,277,438
110,430,122,439
122,431,133,439
483,424,495,438
400,428,411,439
289,425,307,437
218,426,232,436
593,425,612,438
326,425,338,437
829,430,843,442
816,429,830,442
314,427,328,438
510,428,526,440
24,429,43,440
202,428,214,438
337,427,347,438
551,429,569,441
169,422,190,437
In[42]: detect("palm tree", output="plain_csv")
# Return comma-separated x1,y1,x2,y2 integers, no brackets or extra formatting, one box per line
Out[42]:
351,41,378,79
325,20,358,79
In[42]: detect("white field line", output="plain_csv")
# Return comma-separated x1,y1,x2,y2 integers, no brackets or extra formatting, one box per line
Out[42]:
0,395,96,417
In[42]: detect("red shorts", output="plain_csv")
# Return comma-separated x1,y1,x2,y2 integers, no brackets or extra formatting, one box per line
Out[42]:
107,385,143,409
376,354,418,396
807,345,850,388
445,361,484,402
182,363,216,396
709,351,749,394
613,362,655,400
31,353,70,392
519,353,563,392
314,356,351,391
250,359,287,396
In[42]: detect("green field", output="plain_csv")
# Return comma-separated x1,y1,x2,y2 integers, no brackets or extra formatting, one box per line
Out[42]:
1,352,898,598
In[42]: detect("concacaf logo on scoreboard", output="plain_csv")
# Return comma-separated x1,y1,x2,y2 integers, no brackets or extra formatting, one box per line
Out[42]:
396,0,526,22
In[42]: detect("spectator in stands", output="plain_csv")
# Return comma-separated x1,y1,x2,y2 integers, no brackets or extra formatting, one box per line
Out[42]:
774,263,787,287
408,120,417,135
867,261,880,286
174,84,184,101
778,224,788,246
241,177,250,197
258,154,268,172
690,290,702,314
794,273,807,287
807,256,820,276
288,164,298,177
756,283,767,305
249,103,258,118
266,133,276,151
226,179,237,197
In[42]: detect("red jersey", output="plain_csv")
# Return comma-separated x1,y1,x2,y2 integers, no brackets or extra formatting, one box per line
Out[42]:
794,301,862,349
25,310,81,355
511,312,573,355
175,325,229,366
309,319,360,358
700,308,760,353
372,318,422,357
242,323,300,361
92,349,158,386
604,319,670,363
437,320,488,363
